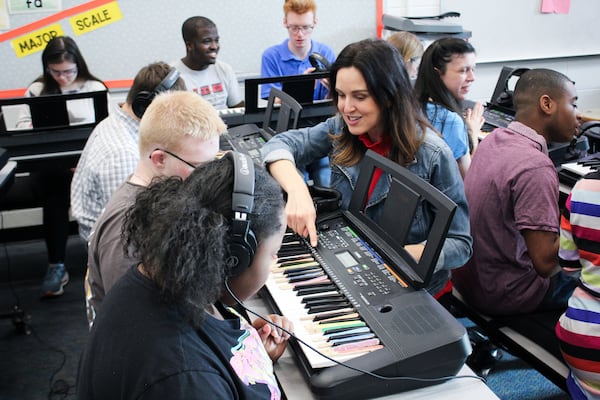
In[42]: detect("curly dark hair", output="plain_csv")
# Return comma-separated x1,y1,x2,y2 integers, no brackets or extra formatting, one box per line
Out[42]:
123,155,284,329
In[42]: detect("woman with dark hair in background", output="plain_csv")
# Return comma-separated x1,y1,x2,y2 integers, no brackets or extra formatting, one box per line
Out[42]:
414,37,485,177
261,39,472,297
23,36,106,297
77,155,291,399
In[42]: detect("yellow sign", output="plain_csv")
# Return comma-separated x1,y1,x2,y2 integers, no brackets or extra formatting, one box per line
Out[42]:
69,1,122,36
11,24,64,58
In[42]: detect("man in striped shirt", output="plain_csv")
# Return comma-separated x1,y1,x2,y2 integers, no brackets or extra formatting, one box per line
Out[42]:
556,169,600,399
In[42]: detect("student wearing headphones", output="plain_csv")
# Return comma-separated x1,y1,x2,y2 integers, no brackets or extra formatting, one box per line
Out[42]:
85,90,225,326
172,16,244,110
77,153,290,399
71,62,185,244
414,38,485,178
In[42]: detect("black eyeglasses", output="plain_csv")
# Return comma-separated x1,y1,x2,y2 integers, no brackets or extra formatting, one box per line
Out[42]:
286,25,314,34
151,148,197,169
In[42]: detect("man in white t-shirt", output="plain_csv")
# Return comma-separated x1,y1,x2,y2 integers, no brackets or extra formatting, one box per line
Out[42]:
171,16,244,110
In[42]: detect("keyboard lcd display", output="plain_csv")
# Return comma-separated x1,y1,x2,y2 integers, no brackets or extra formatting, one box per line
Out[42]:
335,250,358,268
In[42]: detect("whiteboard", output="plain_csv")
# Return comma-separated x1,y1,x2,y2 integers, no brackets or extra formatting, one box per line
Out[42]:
0,0,376,91
442,0,600,63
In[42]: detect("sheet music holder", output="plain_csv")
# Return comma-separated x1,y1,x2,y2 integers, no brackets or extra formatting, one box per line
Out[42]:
244,72,331,114
0,90,108,135
344,150,457,289
281,79,315,105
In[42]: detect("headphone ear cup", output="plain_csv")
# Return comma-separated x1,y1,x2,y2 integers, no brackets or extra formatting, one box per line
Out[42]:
132,91,154,119
226,220,257,277
496,90,514,109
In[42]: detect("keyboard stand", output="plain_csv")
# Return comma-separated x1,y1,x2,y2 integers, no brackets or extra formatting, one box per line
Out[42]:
0,160,31,335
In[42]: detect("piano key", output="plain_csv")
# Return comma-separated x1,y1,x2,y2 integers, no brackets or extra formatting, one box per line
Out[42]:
330,333,376,346
306,302,352,314
325,326,371,340
302,294,345,306
299,307,355,321
314,311,359,322
295,284,337,296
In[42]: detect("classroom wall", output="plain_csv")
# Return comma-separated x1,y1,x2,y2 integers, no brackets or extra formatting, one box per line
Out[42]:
0,0,376,91
385,0,600,111
1,0,599,111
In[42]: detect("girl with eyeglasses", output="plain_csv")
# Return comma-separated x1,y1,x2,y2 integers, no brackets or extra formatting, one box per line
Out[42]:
23,36,107,298
25,35,107,122
414,38,485,177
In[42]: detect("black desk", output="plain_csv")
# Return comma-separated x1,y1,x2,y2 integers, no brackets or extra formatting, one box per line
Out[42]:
0,160,17,198
0,126,93,172
0,90,108,173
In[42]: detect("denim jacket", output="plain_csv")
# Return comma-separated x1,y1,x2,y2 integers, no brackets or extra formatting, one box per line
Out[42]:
261,116,472,294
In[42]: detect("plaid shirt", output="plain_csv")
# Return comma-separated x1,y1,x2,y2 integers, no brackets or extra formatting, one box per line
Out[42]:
71,103,139,241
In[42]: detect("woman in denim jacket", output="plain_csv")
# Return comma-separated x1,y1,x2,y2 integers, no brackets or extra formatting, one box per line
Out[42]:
261,39,472,296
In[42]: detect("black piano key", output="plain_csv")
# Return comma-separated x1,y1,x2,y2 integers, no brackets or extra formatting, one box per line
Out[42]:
295,284,337,296
278,247,307,257
326,327,371,341
313,311,353,322
276,253,312,262
301,293,344,304
307,302,351,314
284,266,322,277
303,295,346,307
331,333,376,346
288,271,325,283
318,315,361,325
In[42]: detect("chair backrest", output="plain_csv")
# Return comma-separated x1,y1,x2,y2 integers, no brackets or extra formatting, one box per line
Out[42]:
262,87,303,136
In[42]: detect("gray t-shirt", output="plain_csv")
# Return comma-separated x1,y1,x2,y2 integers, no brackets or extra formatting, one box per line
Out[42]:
171,59,242,110
85,180,142,326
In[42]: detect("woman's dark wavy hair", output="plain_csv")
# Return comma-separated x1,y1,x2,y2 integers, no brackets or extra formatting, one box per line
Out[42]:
329,38,430,167
414,37,475,118
35,36,105,94
123,156,284,329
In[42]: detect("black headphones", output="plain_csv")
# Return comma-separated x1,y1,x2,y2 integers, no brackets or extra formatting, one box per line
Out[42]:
225,151,258,277
309,52,332,73
495,67,529,110
132,67,180,119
